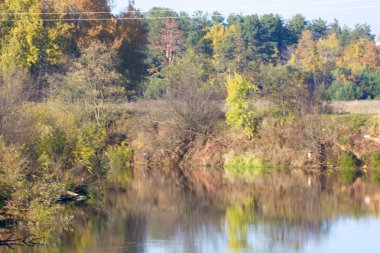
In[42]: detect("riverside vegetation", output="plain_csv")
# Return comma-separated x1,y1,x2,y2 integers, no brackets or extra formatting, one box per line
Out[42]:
1,0,380,232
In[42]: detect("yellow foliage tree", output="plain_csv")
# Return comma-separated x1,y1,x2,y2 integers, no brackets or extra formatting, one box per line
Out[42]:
316,33,341,76
0,0,72,75
46,0,114,43
336,39,380,82
289,30,320,73
204,24,237,66
226,73,258,137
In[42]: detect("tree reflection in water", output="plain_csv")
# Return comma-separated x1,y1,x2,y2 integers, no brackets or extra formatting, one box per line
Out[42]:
2,170,380,253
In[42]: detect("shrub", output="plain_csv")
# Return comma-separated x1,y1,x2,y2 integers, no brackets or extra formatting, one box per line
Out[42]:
367,154,380,184
337,153,357,184
336,114,369,130
74,124,108,175
144,76,166,99
0,137,24,209
105,142,134,183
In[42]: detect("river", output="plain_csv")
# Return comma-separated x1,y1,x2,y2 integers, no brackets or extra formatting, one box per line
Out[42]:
2,169,380,253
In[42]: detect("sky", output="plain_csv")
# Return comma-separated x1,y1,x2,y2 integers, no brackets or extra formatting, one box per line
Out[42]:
113,0,380,39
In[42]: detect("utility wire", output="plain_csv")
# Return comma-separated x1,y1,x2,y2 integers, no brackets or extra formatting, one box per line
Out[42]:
0,15,225,22
0,4,379,22
0,9,177,16
0,0,367,16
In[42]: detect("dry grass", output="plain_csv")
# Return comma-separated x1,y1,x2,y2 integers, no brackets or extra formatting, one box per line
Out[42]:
328,100,380,114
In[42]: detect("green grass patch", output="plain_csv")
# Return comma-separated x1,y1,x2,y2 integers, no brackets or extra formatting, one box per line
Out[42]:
337,153,358,184
224,153,275,179
335,114,371,129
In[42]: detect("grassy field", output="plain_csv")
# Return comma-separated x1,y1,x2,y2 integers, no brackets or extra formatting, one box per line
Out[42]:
329,100,380,114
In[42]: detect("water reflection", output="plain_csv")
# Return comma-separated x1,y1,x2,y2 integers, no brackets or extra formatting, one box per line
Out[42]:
2,170,380,253
226,197,255,252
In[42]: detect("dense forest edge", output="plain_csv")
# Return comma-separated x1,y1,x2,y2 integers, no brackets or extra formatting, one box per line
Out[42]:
1,0,380,229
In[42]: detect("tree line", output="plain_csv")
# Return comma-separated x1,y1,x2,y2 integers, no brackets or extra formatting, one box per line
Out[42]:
0,0,378,102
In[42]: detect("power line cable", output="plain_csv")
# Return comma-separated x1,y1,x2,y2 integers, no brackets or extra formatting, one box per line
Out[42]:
0,0,366,16
0,4,379,22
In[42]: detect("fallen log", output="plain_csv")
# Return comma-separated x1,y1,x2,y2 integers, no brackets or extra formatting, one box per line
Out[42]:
57,190,87,203
0,234,43,250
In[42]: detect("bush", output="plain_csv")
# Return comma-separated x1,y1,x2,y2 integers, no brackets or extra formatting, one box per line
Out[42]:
367,154,380,184
73,124,108,175
144,76,166,99
0,137,24,209
105,142,134,183
337,153,357,184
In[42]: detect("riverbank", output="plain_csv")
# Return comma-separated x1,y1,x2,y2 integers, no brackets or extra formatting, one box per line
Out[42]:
113,100,380,185
1,99,380,230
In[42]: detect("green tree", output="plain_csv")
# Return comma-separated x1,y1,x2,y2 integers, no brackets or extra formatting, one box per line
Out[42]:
308,18,328,40
350,24,375,41
116,1,148,94
185,11,213,54
213,25,244,73
260,65,307,119
146,7,178,73
286,14,307,43
211,11,225,24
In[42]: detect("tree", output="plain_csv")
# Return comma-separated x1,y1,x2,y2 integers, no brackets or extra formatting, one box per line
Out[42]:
236,14,290,63
0,0,72,76
185,11,213,54
258,14,289,62
225,73,258,137
289,30,323,101
337,24,375,46
49,42,125,124
204,23,237,63
289,30,320,73
204,24,227,52
286,14,307,43
316,33,340,79
336,39,380,82
149,15,184,64
329,19,341,36
238,14,261,62
211,11,225,24
308,18,328,40
162,51,220,137
213,25,245,73
50,0,114,44
259,65,307,118
115,1,148,94
146,7,178,43
350,24,375,41
161,19,185,63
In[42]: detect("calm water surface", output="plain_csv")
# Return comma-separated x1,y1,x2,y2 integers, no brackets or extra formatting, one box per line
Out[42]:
3,173,380,253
